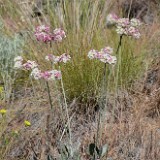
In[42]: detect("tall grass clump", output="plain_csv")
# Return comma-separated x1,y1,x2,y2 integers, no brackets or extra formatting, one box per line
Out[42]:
0,0,159,160
12,0,146,104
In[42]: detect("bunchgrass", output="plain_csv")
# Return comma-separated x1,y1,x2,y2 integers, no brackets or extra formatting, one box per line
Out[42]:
0,0,159,159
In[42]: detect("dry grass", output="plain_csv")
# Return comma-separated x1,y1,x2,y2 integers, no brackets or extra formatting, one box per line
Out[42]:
0,0,160,160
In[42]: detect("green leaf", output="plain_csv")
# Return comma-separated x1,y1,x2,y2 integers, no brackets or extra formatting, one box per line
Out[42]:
100,144,108,157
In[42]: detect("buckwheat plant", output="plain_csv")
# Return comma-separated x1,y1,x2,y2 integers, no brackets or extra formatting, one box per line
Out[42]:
116,18,141,39
34,25,73,156
13,55,62,109
106,14,142,125
88,46,116,159
35,25,66,43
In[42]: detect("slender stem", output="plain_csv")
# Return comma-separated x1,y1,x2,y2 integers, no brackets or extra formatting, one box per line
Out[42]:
112,35,123,121
116,35,123,55
115,35,123,90
46,81,53,109
94,63,107,159
59,66,73,156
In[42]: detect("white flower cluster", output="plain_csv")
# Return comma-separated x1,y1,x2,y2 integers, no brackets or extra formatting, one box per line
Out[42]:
14,56,62,81
88,47,116,64
106,13,142,39
45,53,71,64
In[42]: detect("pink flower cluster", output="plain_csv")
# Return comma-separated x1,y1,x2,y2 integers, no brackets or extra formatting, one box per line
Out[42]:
106,14,142,39
14,56,23,69
40,70,61,80
88,47,117,64
31,69,61,80
45,53,71,64
116,18,141,39
14,56,61,81
14,56,38,70
35,25,66,43
23,60,38,70
52,28,66,42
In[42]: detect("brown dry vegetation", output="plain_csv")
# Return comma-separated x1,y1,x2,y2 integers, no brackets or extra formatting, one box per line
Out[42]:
0,0,160,160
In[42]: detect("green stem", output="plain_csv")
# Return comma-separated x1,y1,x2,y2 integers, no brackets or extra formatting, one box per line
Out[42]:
46,81,53,109
94,63,107,159
113,35,123,120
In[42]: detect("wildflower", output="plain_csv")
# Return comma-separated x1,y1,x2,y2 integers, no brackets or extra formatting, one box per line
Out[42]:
130,18,141,27
132,31,141,39
24,120,31,126
35,32,52,43
116,18,141,39
14,61,23,69
99,53,117,64
14,56,23,69
100,46,113,55
14,56,23,62
45,54,60,64
52,28,66,42
51,70,62,80
0,109,7,115
35,25,50,33
35,25,52,43
59,53,71,63
88,47,116,64
106,13,118,26
35,26,66,43
101,55,117,64
45,54,54,61
45,53,71,64
117,18,130,27
116,26,127,35
40,71,52,80
30,68,42,80
88,49,98,59
23,60,38,70
41,70,61,80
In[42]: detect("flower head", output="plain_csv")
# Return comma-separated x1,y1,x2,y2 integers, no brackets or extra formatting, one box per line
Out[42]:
51,70,62,80
0,109,7,115
45,53,71,64
24,120,31,126
130,18,141,27
40,71,52,80
23,60,38,70
52,28,66,42
88,49,98,59
106,13,118,26
100,46,113,55
88,47,116,64
59,53,71,63
35,25,50,33
14,61,23,69
30,68,42,80
35,32,52,42
35,26,66,43
45,54,54,61
116,18,141,39
14,56,23,62
35,25,52,43
40,70,61,81
117,18,130,27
